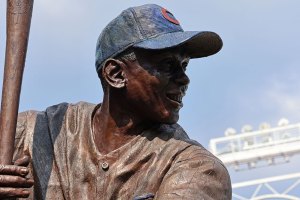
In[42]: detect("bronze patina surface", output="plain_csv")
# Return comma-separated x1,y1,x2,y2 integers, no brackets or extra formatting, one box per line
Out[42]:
0,4,231,199
11,102,231,199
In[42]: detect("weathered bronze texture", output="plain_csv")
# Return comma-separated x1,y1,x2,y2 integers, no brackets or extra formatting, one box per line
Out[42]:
12,102,231,199
0,3,232,199
0,0,34,165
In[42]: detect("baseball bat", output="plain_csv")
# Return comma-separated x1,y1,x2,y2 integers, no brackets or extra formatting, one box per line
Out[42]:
0,0,34,164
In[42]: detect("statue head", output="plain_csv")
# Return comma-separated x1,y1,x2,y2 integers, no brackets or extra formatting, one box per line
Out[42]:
95,4,222,123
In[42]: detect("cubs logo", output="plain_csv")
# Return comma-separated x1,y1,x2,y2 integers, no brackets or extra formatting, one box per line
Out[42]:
161,8,180,25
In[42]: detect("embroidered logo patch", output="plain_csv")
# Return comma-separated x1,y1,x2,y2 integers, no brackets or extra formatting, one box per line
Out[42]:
161,8,180,25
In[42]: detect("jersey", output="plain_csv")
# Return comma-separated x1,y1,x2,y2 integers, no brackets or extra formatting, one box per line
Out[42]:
14,102,231,199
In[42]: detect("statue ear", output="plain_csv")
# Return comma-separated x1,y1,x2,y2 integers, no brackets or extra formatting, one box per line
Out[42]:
102,59,125,89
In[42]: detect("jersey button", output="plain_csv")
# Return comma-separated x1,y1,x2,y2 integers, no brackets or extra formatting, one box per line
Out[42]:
101,162,109,171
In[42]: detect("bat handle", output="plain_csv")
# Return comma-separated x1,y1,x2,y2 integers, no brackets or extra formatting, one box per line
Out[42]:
0,0,34,165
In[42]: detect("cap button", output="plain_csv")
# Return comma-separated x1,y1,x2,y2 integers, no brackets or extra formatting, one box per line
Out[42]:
101,162,109,171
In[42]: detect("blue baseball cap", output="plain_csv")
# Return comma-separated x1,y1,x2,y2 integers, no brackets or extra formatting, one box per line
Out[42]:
95,4,222,72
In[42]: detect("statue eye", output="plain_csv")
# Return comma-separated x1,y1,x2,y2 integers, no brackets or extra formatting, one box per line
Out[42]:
159,57,188,73
182,61,188,71
182,62,188,71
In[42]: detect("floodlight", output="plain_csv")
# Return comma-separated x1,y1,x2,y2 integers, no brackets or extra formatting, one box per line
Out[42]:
278,118,289,126
241,125,253,133
224,128,237,136
259,122,271,130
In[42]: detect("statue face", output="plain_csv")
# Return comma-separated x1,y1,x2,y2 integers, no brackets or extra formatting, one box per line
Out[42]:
124,48,190,124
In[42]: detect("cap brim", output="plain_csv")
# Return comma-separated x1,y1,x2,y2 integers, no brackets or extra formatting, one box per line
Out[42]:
133,31,223,58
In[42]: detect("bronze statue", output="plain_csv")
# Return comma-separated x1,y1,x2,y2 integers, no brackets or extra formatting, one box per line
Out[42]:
0,4,232,199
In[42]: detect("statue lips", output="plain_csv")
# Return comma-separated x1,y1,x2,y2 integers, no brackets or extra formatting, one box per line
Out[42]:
165,84,187,109
165,92,185,109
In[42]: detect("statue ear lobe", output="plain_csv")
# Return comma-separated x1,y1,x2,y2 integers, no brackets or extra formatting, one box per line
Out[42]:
102,59,125,89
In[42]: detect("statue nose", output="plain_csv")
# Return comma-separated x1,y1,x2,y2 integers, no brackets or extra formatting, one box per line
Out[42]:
174,71,190,86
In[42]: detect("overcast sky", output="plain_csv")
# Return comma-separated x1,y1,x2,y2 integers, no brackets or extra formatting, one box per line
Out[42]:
1,0,300,197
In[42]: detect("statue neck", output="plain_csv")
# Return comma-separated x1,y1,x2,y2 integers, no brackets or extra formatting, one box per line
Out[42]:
92,92,154,155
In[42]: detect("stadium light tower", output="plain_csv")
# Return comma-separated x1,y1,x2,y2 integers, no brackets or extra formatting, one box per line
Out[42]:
209,118,300,170
209,118,300,199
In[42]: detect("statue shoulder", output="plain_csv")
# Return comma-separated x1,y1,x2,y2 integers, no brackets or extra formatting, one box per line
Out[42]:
155,123,201,147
